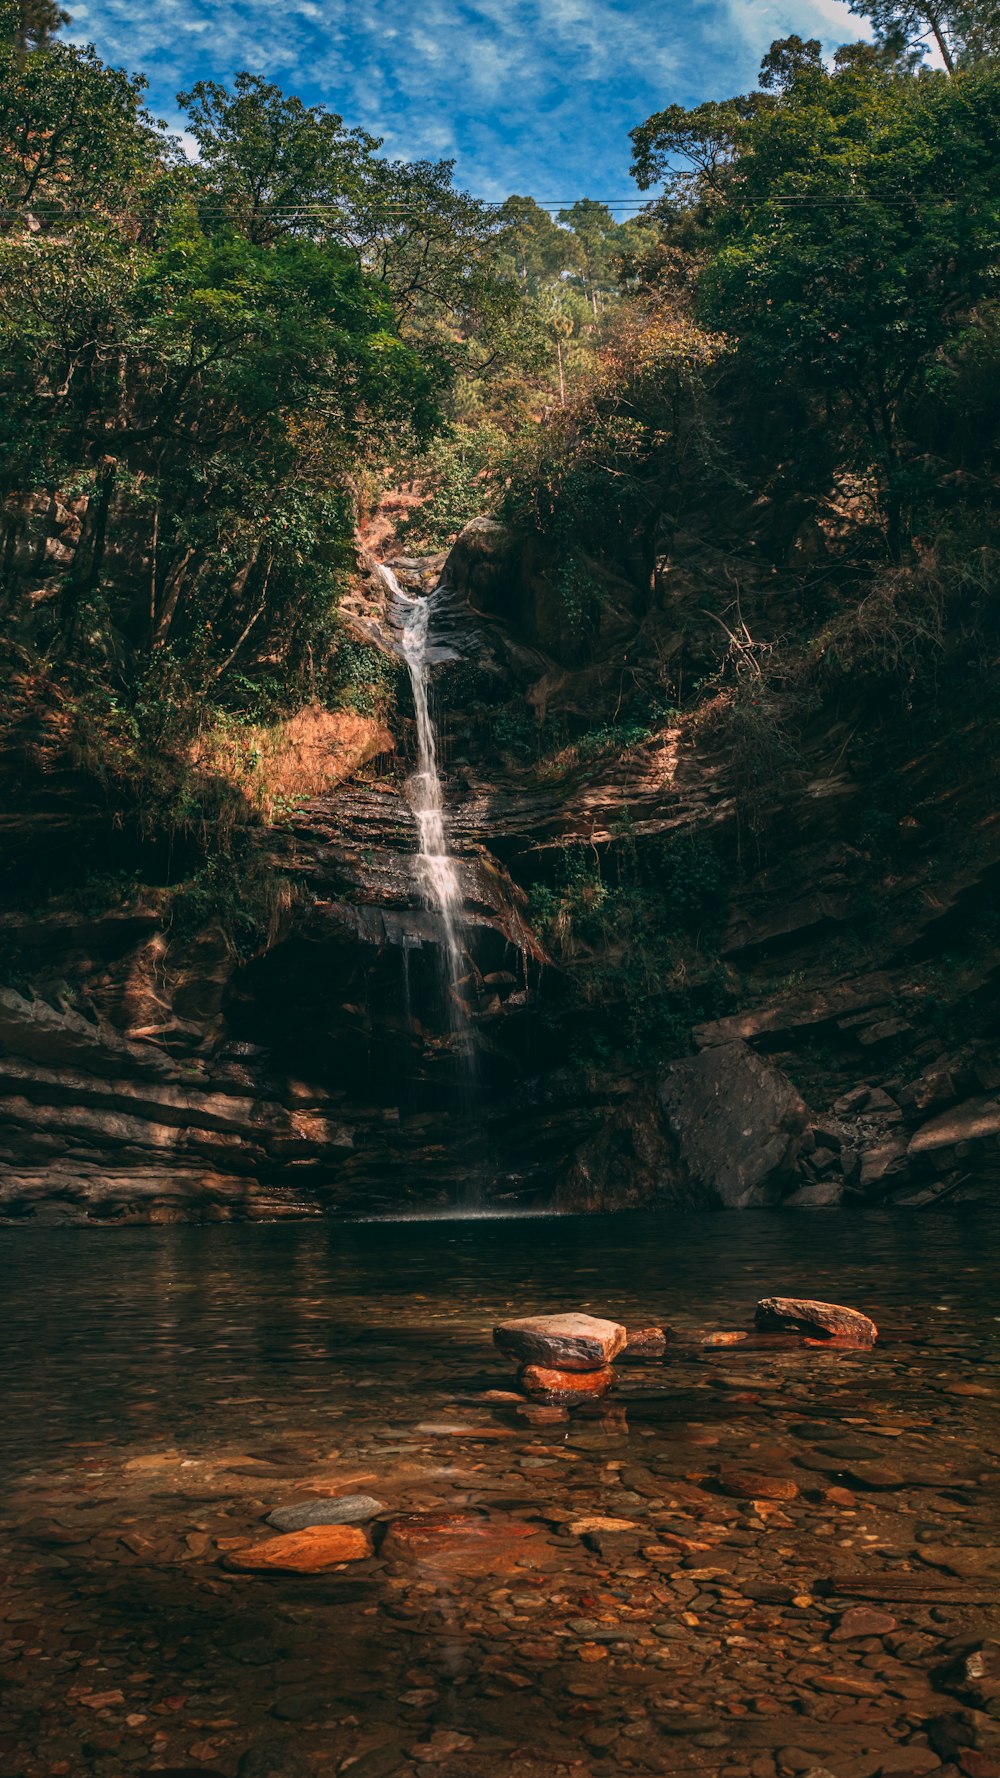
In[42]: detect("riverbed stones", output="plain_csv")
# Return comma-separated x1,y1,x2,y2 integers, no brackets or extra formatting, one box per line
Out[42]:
493,1311,626,1370
519,1363,616,1405
755,1295,878,1345
266,1494,385,1532
225,1524,373,1571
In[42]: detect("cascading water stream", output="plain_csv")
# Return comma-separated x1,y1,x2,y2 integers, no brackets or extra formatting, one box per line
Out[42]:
378,566,471,1051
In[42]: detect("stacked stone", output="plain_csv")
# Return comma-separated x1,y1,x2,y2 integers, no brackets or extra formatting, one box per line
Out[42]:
493,1312,627,1406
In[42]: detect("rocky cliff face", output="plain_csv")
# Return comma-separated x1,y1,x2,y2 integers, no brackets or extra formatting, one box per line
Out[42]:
2,517,998,1220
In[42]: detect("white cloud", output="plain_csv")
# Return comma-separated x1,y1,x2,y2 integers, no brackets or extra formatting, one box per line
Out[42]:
67,0,881,198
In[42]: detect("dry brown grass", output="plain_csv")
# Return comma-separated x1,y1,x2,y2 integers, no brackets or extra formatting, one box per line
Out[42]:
189,704,396,821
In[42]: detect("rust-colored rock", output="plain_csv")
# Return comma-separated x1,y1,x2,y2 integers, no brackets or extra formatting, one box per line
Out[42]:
224,1524,372,1571
519,1362,616,1405
493,1312,626,1371
754,1295,878,1345
717,1470,799,1501
622,1326,667,1359
380,1511,539,1573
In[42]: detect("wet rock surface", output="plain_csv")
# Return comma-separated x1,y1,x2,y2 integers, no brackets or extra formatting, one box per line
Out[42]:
2,1211,999,1778
756,1298,879,1347
519,1362,617,1404
5,520,1000,1221
494,1313,627,1371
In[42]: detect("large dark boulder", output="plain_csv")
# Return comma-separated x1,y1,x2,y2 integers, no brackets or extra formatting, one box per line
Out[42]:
658,1041,808,1208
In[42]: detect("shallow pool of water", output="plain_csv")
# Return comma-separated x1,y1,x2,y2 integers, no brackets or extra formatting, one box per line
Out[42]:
2,1210,999,1778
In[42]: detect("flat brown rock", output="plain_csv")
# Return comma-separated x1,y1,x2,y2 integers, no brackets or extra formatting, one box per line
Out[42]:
493,1311,626,1371
917,1545,1000,1579
755,1296,878,1345
225,1524,372,1571
380,1511,540,1574
519,1362,615,1404
830,1605,898,1640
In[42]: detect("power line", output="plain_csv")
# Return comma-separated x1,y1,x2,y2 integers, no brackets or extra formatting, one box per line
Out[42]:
7,191,974,218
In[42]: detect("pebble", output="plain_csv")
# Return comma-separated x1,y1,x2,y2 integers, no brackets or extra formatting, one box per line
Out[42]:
718,1471,800,1501
623,1327,668,1359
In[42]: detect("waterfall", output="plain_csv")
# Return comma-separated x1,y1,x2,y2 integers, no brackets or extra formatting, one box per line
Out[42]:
378,566,469,1041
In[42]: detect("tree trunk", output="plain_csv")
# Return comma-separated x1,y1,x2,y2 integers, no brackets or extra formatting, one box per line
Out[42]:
923,5,956,73
153,546,196,646
59,459,115,638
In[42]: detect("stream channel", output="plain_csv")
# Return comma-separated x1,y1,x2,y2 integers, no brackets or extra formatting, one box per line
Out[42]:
2,1209,999,1778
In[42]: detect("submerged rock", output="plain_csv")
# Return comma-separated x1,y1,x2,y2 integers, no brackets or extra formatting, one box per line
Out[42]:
266,1494,385,1532
380,1511,539,1573
783,1179,845,1209
519,1362,616,1405
755,1295,878,1345
493,1311,626,1370
831,1606,898,1641
717,1470,799,1501
225,1524,373,1571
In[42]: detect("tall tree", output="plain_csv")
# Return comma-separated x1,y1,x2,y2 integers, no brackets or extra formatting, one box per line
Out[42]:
1,0,69,55
846,0,1000,71
178,73,378,244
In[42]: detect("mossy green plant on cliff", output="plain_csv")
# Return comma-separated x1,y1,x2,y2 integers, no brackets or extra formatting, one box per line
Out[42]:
529,831,730,1064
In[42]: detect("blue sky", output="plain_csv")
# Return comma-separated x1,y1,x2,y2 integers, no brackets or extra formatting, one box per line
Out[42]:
67,0,870,202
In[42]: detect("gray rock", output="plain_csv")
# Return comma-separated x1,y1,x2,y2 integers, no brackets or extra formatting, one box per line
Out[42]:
658,1041,808,1208
266,1494,385,1532
442,516,517,603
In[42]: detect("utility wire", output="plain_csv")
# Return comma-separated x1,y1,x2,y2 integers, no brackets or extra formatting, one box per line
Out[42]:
6,190,977,218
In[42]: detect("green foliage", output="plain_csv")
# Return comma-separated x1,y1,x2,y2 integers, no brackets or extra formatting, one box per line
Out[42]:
529,832,729,1062
397,421,516,551
0,22,547,944
0,1,68,52
167,844,291,961
178,72,379,243
503,309,730,574
325,626,400,715
632,52,1000,560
